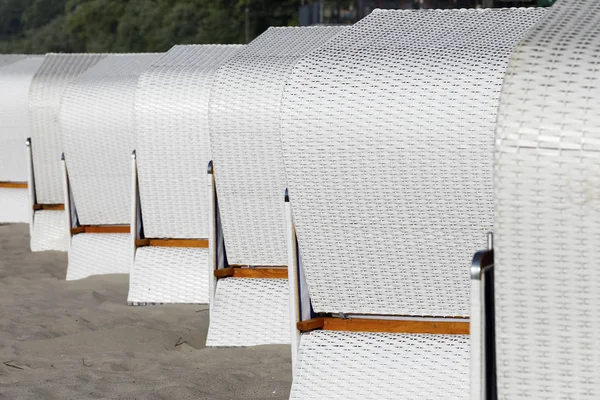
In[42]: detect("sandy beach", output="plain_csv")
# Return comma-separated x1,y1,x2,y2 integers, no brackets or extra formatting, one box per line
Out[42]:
0,223,292,399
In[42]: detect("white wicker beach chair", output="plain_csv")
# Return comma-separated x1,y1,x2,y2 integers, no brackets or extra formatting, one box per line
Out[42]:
0,56,44,224
493,1,600,398
28,54,107,252
58,54,162,281
128,44,242,305
206,26,345,347
0,54,28,67
280,8,545,400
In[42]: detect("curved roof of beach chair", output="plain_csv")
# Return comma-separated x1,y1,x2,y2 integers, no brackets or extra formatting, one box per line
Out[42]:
281,8,546,317
280,8,545,399
0,54,28,67
207,26,345,347
0,56,44,223
30,54,108,205
494,0,600,397
209,26,345,268
128,44,243,305
59,53,163,226
28,54,107,252
135,44,243,239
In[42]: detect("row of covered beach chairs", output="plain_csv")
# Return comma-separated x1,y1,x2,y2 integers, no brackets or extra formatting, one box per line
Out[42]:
0,1,598,398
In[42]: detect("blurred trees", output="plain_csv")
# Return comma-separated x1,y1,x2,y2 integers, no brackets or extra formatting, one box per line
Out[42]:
0,0,299,53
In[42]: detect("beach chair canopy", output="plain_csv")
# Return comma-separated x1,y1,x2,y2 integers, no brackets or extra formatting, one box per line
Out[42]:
494,0,600,397
28,54,107,251
0,54,27,67
279,8,545,399
128,44,242,305
0,56,44,223
59,53,162,280
206,26,345,346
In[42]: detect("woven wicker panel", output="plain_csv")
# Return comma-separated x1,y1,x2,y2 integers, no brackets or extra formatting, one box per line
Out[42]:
291,331,469,400
208,26,344,266
206,278,290,346
495,1,600,398
279,8,545,317
135,45,242,239
60,54,162,225
0,188,29,223
29,54,107,205
66,233,132,280
0,57,44,183
30,210,68,252
128,246,209,304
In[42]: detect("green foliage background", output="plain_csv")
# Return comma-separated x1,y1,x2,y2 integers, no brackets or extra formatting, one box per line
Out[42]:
0,0,299,53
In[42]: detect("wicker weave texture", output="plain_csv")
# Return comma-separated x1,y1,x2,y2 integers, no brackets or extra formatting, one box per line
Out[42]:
30,54,107,205
208,27,344,266
60,54,162,225
206,277,290,346
0,188,29,223
129,246,209,304
291,331,469,400
30,210,68,252
0,57,44,183
135,45,242,239
66,233,132,280
280,8,545,317
494,1,600,398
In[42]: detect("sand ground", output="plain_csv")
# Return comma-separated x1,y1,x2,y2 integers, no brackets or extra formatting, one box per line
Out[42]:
0,224,292,400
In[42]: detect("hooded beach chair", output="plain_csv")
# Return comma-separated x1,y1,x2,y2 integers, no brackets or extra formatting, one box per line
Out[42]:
492,0,600,398
128,44,242,305
206,26,345,346
58,53,162,281
280,8,545,399
0,54,27,67
0,56,44,224
28,54,107,252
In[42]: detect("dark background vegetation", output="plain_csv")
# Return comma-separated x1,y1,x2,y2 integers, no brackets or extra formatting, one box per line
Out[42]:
0,0,298,53
0,0,556,53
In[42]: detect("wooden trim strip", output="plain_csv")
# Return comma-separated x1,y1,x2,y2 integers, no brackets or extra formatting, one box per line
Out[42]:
71,225,130,235
0,182,28,189
33,204,65,211
135,238,208,248
214,267,288,279
297,317,469,335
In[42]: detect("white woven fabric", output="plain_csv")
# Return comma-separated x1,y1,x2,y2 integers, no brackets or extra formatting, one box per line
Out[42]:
135,45,242,239
131,45,241,305
208,26,344,267
0,57,44,224
495,1,600,398
0,57,44,183
29,55,106,251
0,188,29,223
206,278,290,346
280,8,545,317
128,246,209,304
0,54,27,67
66,233,131,280
30,210,69,252
60,54,162,225
30,54,107,205
291,331,469,400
